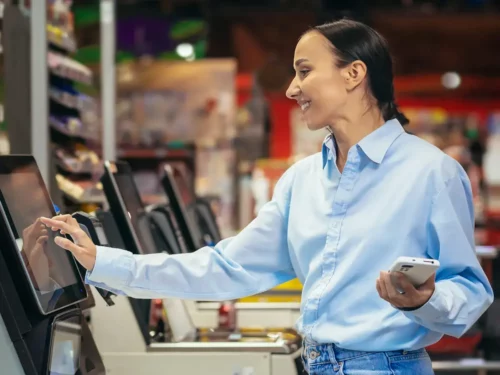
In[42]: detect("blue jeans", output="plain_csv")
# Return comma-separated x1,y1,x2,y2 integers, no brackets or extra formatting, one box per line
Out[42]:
302,341,434,374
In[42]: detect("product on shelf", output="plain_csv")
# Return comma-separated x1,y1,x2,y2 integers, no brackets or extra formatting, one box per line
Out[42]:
47,23,76,53
54,147,102,175
56,174,105,204
48,51,92,85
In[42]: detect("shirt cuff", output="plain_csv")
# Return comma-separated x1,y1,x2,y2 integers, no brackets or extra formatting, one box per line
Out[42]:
85,246,134,289
402,280,464,323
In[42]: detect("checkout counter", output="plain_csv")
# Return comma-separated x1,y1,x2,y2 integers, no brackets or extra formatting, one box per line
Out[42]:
89,160,304,375
0,155,106,375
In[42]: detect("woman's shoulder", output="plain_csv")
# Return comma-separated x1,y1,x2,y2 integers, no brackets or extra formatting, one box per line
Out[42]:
397,132,468,189
287,152,323,175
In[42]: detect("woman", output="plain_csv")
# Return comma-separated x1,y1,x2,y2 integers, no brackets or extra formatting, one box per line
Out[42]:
42,19,493,375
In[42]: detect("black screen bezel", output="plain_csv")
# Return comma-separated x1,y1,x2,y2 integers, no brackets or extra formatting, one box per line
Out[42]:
100,161,152,346
0,155,87,315
194,198,222,244
160,164,202,251
100,161,147,255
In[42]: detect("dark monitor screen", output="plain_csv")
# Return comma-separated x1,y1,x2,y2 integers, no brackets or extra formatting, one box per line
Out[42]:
100,161,155,255
166,164,196,207
0,156,87,315
160,164,203,250
111,163,158,254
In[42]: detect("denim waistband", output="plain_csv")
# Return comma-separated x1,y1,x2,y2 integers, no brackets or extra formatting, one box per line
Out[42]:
302,339,426,363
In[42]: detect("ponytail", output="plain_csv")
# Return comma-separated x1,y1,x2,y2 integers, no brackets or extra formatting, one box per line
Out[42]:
383,101,409,126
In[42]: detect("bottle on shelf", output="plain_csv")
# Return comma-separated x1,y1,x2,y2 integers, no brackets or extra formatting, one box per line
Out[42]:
150,298,166,342
218,300,237,331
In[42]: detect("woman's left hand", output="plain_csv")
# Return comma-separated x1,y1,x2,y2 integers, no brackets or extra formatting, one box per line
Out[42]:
376,271,435,310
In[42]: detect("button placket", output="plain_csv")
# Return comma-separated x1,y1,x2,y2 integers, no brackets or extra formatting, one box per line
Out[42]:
304,151,362,334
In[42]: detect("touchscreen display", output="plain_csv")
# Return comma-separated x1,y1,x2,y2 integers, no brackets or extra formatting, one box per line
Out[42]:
162,165,203,249
0,158,86,314
49,316,81,375
168,164,195,207
113,173,157,254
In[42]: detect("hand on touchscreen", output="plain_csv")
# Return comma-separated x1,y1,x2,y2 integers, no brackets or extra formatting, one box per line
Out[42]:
376,271,435,310
41,215,97,271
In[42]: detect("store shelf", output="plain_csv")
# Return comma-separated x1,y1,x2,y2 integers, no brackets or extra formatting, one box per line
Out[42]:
117,148,194,159
48,51,92,85
47,24,76,53
54,152,102,176
55,159,94,176
45,0,102,212
49,87,93,111
49,116,96,141
56,174,105,205
62,192,106,205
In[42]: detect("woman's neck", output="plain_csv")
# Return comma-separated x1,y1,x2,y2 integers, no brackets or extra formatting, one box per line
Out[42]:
328,109,385,172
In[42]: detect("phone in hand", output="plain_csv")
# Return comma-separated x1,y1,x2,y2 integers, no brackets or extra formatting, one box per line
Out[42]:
389,256,440,287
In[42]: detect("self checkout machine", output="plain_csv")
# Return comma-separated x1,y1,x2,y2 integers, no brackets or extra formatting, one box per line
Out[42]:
159,163,220,247
0,155,106,375
87,160,303,375
159,163,302,329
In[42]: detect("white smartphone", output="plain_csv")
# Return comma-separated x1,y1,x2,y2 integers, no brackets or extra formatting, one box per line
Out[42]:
389,256,440,287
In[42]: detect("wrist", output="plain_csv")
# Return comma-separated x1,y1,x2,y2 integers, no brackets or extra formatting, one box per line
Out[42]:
398,287,435,311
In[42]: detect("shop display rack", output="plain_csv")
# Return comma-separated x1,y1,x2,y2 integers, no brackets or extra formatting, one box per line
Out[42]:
47,2,104,212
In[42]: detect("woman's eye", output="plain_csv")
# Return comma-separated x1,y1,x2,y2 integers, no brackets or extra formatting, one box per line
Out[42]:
299,70,310,77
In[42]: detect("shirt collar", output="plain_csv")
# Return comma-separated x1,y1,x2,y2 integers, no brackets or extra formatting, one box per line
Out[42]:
322,119,405,168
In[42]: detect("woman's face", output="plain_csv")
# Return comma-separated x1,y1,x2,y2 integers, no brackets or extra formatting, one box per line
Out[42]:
286,31,350,131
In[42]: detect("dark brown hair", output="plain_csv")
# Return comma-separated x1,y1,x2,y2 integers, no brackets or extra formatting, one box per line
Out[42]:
311,19,409,125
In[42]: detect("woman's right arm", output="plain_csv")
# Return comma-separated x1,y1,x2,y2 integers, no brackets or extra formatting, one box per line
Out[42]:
42,167,297,301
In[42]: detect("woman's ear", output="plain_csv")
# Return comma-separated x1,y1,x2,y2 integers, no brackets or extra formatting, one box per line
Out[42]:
342,60,367,91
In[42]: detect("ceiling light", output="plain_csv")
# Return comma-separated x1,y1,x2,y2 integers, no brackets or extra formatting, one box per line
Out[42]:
441,72,461,90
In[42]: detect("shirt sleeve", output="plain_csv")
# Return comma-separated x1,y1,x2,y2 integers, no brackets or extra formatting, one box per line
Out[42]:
85,167,297,301
403,164,494,337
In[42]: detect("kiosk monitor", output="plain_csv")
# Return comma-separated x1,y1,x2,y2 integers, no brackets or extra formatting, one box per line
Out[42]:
100,161,160,344
160,164,204,251
0,156,87,315
101,161,158,255
193,197,222,245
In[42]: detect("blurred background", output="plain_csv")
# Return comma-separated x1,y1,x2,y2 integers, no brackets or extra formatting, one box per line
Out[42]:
1,0,500,372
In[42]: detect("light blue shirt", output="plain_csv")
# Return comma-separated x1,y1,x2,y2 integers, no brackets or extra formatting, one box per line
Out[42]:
87,118,493,351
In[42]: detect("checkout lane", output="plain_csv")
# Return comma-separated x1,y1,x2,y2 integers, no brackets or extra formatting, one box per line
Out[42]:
90,159,305,375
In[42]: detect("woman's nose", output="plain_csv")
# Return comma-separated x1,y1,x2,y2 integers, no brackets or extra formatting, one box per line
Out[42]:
286,77,300,99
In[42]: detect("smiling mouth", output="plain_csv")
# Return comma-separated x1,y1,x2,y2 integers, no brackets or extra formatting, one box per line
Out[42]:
300,102,311,112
